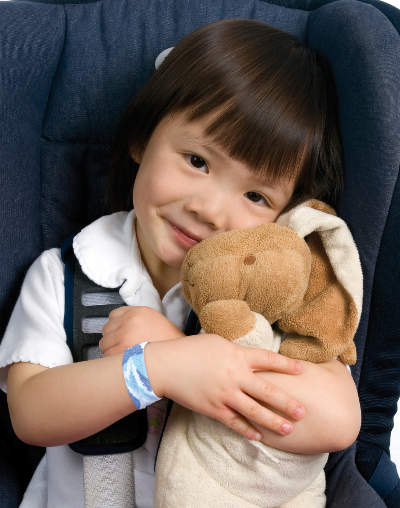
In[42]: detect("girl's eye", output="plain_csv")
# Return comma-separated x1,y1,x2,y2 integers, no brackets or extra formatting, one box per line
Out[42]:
188,154,208,173
245,191,270,207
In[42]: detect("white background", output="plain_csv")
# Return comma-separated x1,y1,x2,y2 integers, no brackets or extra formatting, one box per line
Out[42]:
0,0,400,470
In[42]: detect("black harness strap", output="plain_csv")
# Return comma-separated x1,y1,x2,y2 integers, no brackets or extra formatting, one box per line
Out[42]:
61,237,148,455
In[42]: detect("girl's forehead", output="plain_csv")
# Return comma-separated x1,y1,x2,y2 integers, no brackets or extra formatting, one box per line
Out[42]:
162,111,212,136
155,113,223,158
160,112,236,162
158,111,295,200
161,112,235,158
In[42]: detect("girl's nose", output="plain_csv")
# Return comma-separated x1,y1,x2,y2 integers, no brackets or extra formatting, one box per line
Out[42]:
184,193,226,230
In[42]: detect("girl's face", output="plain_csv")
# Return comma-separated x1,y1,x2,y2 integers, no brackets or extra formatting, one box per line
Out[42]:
132,112,295,291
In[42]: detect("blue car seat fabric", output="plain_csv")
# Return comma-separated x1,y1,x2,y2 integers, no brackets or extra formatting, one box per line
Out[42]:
0,0,399,506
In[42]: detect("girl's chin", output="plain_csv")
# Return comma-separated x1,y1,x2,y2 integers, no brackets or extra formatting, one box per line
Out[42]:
160,250,186,270
153,239,185,269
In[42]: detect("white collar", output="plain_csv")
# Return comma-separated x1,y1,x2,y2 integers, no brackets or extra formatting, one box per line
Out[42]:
72,210,190,319
73,210,143,289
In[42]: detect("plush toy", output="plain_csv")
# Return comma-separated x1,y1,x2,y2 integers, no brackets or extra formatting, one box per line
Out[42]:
154,200,363,508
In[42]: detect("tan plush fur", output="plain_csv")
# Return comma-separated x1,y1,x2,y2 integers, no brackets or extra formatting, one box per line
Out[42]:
182,224,312,337
181,202,359,364
278,232,358,364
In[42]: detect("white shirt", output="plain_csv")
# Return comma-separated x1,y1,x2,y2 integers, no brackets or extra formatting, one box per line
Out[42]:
0,210,190,508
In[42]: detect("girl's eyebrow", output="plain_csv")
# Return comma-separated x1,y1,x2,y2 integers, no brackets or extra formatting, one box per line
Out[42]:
181,133,225,159
250,172,277,188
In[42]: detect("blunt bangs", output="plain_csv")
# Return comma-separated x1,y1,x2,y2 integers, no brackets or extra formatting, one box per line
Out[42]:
155,20,320,185
107,19,343,212
188,97,314,187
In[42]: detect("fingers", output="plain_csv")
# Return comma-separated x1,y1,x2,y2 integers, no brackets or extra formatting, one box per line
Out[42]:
214,406,263,441
108,306,130,318
98,337,107,355
245,347,303,375
233,392,292,436
102,307,128,333
240,376,305,430
216,342,305,436
99,307,128,351
99,343,120,357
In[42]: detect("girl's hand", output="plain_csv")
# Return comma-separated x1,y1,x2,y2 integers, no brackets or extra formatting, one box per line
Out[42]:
145,333,305,440
99,306,184,357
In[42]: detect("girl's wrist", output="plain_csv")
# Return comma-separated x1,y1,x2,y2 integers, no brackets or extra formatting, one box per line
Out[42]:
140,340,160,398
145,338,184,400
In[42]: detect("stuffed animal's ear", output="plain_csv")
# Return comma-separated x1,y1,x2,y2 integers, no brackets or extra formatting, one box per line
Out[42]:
276,200,363,364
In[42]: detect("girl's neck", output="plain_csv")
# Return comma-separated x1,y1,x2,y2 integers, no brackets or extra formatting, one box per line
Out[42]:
148,264,180,299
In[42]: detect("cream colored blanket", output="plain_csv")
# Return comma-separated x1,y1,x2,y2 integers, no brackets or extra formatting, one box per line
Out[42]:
154,313,328,508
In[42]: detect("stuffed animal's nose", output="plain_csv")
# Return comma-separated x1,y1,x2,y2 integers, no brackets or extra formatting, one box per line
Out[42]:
244,254,256,265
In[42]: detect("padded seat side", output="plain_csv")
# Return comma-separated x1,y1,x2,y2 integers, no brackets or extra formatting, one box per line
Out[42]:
307,1,400,504
0,1,65,335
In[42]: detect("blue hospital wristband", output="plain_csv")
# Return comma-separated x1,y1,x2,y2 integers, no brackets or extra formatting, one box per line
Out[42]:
122,341,161,410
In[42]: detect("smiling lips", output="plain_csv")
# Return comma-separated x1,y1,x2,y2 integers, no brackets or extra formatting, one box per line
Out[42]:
168,221,202,248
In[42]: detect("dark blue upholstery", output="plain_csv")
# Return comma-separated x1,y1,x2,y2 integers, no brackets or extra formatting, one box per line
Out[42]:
0,0,399,506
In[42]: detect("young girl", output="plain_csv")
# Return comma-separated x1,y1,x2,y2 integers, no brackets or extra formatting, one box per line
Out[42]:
0,19,360,507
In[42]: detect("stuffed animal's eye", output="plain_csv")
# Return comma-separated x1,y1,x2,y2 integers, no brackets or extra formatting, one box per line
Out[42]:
244,255,256,265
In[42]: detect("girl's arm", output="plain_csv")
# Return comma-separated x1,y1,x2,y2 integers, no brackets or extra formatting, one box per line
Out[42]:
253,359,361,454
100,306,361,454
147,338,361,455
7,333,303,447
7,355,132,447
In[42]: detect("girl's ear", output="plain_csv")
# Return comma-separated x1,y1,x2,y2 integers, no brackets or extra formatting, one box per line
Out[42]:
129,145,142,164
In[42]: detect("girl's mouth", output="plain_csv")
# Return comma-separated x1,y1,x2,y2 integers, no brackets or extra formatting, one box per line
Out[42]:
169,222,201,248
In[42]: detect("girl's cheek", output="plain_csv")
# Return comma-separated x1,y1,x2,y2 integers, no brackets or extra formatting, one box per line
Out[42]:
229,205,277,231
133,167,155,203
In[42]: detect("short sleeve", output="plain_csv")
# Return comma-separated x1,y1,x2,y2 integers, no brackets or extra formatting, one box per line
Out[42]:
0,248,73,392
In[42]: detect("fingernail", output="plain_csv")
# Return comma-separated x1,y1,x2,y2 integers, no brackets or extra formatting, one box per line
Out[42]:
294,406,305,419
253,432,262,441
295,361,302,372
281,423,293,435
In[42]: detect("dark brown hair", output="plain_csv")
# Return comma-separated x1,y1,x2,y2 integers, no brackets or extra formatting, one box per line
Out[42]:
106,19,343,212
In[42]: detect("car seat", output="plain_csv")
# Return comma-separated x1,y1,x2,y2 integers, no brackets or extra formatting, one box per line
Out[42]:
0,0,399,506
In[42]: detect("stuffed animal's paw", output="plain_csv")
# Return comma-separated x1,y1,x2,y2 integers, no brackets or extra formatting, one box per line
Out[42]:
199,300,255,340
280,336,330,363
